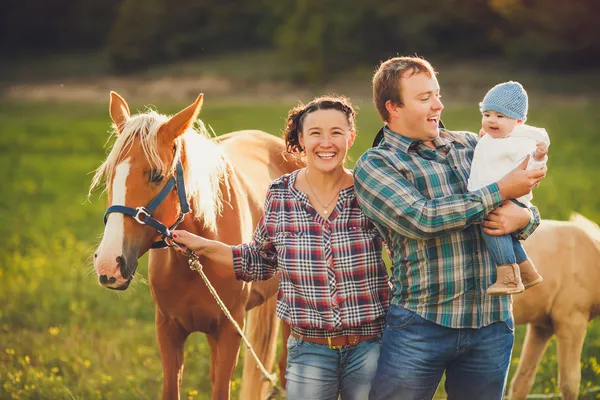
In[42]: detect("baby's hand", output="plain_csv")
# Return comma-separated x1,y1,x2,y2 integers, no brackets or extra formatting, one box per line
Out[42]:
479,128,487,137
534,142,548,161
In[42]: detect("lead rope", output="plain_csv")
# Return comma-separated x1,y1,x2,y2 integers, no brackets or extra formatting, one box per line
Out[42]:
168,241,281,398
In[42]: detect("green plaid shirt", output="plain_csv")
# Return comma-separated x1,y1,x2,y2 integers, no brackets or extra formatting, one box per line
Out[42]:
354,126,540,328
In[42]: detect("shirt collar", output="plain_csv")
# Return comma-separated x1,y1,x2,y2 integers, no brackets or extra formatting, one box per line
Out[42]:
382,125,453,153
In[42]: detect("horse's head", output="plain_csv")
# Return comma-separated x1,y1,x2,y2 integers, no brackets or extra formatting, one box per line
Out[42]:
91,92,204,290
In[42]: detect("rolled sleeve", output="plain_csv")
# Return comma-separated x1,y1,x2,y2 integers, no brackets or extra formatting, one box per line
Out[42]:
514,204,541,240
231,192,278,282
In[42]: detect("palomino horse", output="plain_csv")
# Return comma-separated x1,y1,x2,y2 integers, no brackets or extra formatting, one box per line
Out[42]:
510,213,600,400
90,92,303,399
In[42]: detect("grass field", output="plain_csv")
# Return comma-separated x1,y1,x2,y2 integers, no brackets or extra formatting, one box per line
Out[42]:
1,97,599,399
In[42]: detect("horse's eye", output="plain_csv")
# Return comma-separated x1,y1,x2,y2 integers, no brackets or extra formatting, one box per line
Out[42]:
149,169,164,184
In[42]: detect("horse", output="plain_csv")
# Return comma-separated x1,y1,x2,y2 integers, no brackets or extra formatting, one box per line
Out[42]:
90,92,303,399
510,213,600,400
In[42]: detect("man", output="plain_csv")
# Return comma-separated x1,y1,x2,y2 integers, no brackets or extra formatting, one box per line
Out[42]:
353,57,546,400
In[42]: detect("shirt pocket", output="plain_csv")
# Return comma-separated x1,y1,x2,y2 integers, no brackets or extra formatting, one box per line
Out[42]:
344,225,381,256
273,230,310,270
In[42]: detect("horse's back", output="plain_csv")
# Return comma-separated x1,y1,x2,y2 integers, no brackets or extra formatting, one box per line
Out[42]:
514,216,600,324
217,130,304,203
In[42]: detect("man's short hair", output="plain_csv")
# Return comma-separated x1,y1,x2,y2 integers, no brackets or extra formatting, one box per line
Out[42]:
373,57,437,122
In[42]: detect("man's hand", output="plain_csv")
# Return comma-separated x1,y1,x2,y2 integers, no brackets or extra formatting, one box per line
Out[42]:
497,155,546,199
483,200,531,235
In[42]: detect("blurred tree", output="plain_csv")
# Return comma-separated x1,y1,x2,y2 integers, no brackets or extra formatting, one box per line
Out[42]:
489,0,600,67
265,0,380,83
266,0,499,83
107,0,272,72
0,0,120,55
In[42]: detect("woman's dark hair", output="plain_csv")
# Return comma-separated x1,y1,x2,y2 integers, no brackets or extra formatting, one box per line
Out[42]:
284,95,357,154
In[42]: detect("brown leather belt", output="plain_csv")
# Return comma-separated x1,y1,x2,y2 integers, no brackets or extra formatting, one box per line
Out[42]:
291,332,379,349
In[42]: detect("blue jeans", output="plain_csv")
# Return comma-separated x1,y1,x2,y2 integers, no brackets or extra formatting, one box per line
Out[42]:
285,334,381,400
481,199,529,266
480,226,528,266
369,305,514,400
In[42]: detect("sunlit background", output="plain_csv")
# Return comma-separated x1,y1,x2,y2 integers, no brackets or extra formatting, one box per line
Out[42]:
1,0,599,398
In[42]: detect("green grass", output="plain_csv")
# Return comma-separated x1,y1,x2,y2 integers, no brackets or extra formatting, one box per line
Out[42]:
1,98,599,399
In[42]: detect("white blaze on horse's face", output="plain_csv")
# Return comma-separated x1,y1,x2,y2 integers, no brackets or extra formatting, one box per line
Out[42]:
94,159,130,288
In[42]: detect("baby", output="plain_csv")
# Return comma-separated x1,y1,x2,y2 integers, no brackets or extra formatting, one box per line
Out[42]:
468,81,550,296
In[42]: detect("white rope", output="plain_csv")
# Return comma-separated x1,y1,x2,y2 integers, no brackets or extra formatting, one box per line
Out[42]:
177,247,278,388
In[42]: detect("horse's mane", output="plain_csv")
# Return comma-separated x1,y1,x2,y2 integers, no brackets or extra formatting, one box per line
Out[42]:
89,109,228,231
569,212,600,254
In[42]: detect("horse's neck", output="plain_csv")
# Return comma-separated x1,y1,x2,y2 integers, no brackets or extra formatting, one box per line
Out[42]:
184,162,260,245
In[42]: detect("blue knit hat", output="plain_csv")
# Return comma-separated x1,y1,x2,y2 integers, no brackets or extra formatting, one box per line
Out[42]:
479,81,528,121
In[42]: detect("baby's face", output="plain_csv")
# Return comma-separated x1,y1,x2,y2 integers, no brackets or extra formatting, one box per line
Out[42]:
481,110,522,138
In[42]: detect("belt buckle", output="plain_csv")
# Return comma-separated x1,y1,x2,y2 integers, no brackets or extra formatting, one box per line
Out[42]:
327,337,343,350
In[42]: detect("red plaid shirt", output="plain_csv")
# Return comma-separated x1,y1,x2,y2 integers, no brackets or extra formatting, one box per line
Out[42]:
232,170,390,338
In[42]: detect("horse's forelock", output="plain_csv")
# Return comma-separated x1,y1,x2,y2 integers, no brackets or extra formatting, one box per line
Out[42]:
89,109,227,232
89,111,170,196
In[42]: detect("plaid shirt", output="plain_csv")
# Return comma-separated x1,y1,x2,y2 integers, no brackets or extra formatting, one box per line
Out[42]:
354,126,540,329
232,170,390,338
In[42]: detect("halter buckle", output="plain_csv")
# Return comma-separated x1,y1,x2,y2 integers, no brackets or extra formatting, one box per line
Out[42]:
133,207,151,224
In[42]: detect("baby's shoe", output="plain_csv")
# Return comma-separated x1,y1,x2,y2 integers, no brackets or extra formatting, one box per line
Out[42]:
487,264,525,296
518,258,543,289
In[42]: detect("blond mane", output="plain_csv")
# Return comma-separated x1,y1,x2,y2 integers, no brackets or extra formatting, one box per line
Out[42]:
89,109,229,231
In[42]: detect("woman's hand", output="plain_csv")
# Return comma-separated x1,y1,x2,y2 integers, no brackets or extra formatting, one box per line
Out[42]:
171,230,211,254
170,230,234,269
482,200,531,236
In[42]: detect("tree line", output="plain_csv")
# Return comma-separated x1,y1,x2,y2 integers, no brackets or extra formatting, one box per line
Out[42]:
3,0,598,81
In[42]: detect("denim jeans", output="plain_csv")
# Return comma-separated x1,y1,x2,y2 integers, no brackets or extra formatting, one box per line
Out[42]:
480,225,528,266
369,305,514,400
481,199,529,266
285,334,381,400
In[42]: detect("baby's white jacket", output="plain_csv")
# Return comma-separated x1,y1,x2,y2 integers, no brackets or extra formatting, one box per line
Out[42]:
467,124,550,206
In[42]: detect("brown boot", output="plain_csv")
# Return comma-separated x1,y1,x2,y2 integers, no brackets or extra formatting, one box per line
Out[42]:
518,258,543,289
487,264,525,296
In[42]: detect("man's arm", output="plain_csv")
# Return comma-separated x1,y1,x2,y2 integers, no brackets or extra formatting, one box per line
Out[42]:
483,201,541,240
353,153,503,240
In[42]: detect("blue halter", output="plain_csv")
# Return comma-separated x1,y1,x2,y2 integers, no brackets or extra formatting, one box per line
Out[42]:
103,160,190,249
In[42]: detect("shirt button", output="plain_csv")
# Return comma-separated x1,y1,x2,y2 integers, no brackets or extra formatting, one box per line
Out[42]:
332,302,339,310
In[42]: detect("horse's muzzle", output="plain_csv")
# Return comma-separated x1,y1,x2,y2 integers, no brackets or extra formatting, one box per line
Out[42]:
107,278,132,291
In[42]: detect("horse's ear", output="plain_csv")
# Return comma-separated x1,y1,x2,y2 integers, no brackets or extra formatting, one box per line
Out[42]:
109,91,130,135
162,94,204,141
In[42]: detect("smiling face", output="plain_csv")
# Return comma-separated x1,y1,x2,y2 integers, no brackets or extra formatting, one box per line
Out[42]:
481,110,523,138
387,71,444,142
298,109,355,174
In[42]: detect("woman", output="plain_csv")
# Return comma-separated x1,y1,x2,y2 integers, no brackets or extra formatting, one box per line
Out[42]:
172,95,389,399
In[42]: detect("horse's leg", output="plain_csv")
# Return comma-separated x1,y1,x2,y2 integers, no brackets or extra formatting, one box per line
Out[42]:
509,324,553,400
207,335,218,387
212,324,243,400
156,309,189,400
279,321,291,389
240,289,280,400
555,317,587,400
